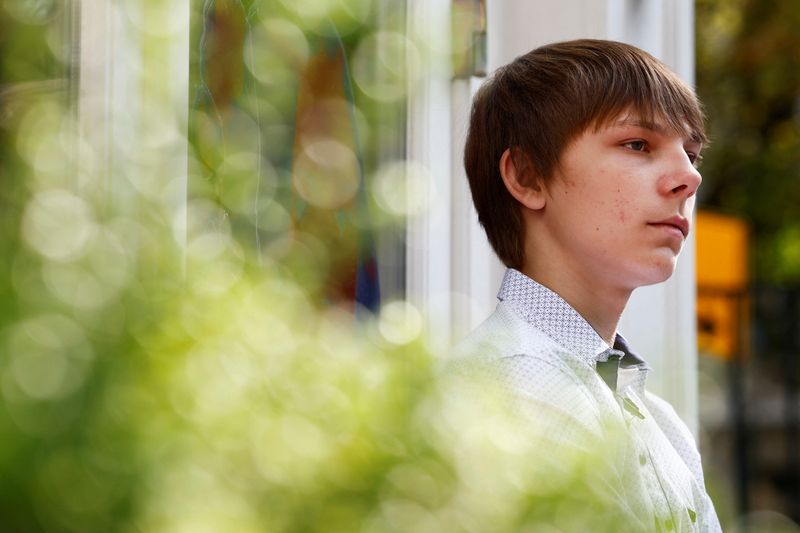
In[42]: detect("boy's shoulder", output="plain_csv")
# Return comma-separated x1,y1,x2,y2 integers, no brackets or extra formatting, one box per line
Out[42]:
443,301,618,447
450,300,564,364
446,300,606,423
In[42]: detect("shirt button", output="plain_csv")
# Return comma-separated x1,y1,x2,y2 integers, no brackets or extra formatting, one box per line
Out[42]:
639,454,647,466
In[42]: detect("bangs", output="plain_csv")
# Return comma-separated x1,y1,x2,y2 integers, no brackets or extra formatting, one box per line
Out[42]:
590,90,707,145
585,52,707,144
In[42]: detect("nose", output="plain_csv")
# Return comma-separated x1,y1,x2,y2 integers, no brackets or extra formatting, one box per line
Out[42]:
658,149,702,199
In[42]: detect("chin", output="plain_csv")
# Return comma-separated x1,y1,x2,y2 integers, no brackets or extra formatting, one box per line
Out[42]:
629,256,679,288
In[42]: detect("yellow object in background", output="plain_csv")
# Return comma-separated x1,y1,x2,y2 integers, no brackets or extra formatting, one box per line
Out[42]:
696,211,749,292
695,211,749,360
697,293,746,361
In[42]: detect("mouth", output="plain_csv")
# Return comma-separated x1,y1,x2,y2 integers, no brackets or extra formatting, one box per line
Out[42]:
648,216,689,238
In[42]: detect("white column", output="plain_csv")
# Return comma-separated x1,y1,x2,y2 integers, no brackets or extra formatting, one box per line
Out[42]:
78,0,119,199
78,0,190,249
405,0,455,352
487,0,610,64
450,77,506,342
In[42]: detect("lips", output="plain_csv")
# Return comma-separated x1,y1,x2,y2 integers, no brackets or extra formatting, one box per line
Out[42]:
648,216,689,238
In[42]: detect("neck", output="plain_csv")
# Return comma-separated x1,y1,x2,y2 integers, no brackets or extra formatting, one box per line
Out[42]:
520,259,631,346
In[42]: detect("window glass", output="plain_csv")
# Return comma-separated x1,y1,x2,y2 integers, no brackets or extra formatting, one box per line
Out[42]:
188,0,407,311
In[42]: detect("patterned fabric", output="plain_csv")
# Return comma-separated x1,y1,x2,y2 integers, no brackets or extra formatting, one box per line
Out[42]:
497,268,612,364
451,268,722,532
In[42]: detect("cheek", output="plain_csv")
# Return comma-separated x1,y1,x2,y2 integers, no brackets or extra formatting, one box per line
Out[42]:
594,183,637,227
582,168,636,223
606,176,643,226
613,193,632,224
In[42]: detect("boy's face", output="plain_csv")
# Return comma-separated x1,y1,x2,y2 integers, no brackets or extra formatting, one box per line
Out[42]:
540,109,703,290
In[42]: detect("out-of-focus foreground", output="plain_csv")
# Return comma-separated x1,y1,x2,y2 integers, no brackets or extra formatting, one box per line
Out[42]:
0,1,637,532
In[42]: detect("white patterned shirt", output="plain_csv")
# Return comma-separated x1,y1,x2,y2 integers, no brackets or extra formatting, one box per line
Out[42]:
451,268,722,532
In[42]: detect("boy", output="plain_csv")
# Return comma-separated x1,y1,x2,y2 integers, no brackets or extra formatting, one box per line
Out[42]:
456,40,721,531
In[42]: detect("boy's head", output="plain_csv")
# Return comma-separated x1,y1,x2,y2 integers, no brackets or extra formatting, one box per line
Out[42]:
464,39,706,270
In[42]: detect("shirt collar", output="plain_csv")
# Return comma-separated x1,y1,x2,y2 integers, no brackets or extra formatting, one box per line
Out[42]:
613,334,650,370
498,268,642,367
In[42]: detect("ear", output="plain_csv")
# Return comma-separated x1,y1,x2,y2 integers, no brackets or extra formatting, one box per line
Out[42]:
499,148,546,210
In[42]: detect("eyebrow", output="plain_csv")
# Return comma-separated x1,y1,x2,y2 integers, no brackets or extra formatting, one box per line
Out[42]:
613,118,669,136
612,118,704,145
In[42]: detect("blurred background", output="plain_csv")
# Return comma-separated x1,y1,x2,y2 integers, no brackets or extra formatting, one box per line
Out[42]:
695,0,800,530
0,0,798,531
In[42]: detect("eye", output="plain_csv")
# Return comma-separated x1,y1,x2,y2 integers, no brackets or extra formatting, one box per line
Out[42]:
686,151,703,167
622,140,648,152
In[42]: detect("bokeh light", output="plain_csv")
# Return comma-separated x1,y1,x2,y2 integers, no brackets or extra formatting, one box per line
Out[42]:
6,313,92,401
373,160,435,217
352,31,422,102
378,300,423,345
292,138,360,209
246,17,310,82
121,1,190,38
21,189,96,262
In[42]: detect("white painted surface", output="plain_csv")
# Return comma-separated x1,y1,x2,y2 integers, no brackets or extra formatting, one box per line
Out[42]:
450,78,505,343
78,0,117,197
405,0,455,352
78,0,190,251
487,0,609,68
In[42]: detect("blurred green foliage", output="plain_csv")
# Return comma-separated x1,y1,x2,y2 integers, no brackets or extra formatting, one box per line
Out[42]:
696,0,800,283
0,2,641,532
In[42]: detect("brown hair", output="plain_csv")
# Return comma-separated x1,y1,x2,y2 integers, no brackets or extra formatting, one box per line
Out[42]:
463,39,706,269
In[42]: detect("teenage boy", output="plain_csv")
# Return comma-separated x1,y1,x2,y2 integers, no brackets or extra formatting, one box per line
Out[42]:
456,39,722,532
